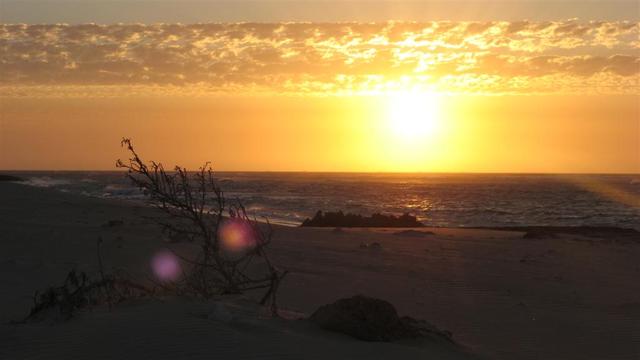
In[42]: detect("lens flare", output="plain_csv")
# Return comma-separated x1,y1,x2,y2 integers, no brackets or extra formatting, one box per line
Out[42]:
219,219,256,252
151,250,181,282
564,176,640,208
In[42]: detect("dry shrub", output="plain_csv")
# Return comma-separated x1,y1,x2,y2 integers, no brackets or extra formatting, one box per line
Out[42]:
116,138,287,313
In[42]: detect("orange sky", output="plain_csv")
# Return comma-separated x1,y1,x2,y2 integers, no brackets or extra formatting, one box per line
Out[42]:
1,94,638,173
0,21,638,173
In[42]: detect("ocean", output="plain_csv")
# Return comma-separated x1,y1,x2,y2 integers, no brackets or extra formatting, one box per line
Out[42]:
7,172,640,230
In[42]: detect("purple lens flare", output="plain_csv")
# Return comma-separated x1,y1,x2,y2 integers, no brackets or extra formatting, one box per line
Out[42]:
151,250,181,282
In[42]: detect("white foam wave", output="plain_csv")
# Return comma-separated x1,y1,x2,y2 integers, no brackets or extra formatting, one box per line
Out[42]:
24,177,72,188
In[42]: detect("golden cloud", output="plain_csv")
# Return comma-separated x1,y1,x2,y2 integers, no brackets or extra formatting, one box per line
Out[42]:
0,21,638,97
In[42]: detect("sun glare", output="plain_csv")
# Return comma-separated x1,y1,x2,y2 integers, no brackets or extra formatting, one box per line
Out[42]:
387,92,441,142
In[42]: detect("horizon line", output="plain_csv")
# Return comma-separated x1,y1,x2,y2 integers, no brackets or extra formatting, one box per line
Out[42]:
2,169,639,176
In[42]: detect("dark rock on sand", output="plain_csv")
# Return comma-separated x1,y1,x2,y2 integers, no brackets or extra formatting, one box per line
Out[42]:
0,174,25,182
310,295,452,342
301,211,423,228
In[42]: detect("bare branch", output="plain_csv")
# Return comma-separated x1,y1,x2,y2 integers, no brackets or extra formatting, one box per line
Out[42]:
116,138,287,311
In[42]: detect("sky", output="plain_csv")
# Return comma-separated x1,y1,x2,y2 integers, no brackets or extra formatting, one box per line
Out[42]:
1,1,638,23
0,1,638,172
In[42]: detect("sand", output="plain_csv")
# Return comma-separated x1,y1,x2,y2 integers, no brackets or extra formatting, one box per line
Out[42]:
1,182,639,359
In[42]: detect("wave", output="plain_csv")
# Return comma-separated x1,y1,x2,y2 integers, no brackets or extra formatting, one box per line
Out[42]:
23,176,72,188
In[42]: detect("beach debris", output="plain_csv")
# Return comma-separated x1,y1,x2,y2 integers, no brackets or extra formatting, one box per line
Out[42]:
309,295,453,342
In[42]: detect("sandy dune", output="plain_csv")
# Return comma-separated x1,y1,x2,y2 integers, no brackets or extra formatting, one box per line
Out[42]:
1,182,639,359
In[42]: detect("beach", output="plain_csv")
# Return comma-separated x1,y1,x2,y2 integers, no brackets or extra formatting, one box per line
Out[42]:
1,181,639,359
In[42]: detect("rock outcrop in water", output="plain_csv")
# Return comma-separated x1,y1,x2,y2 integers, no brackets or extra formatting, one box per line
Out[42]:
300,211,423,228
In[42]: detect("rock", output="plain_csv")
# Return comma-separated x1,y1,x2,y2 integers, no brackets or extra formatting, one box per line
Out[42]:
301,210,424,228
309,295,452,342
309,295,405,341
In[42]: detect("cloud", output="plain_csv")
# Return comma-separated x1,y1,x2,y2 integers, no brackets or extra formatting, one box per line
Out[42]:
0,21,638,96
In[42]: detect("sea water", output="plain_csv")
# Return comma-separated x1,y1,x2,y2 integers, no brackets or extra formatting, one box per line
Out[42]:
8,171,640,230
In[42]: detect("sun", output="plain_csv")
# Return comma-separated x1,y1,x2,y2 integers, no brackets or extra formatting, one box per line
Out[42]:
387,92,441,142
